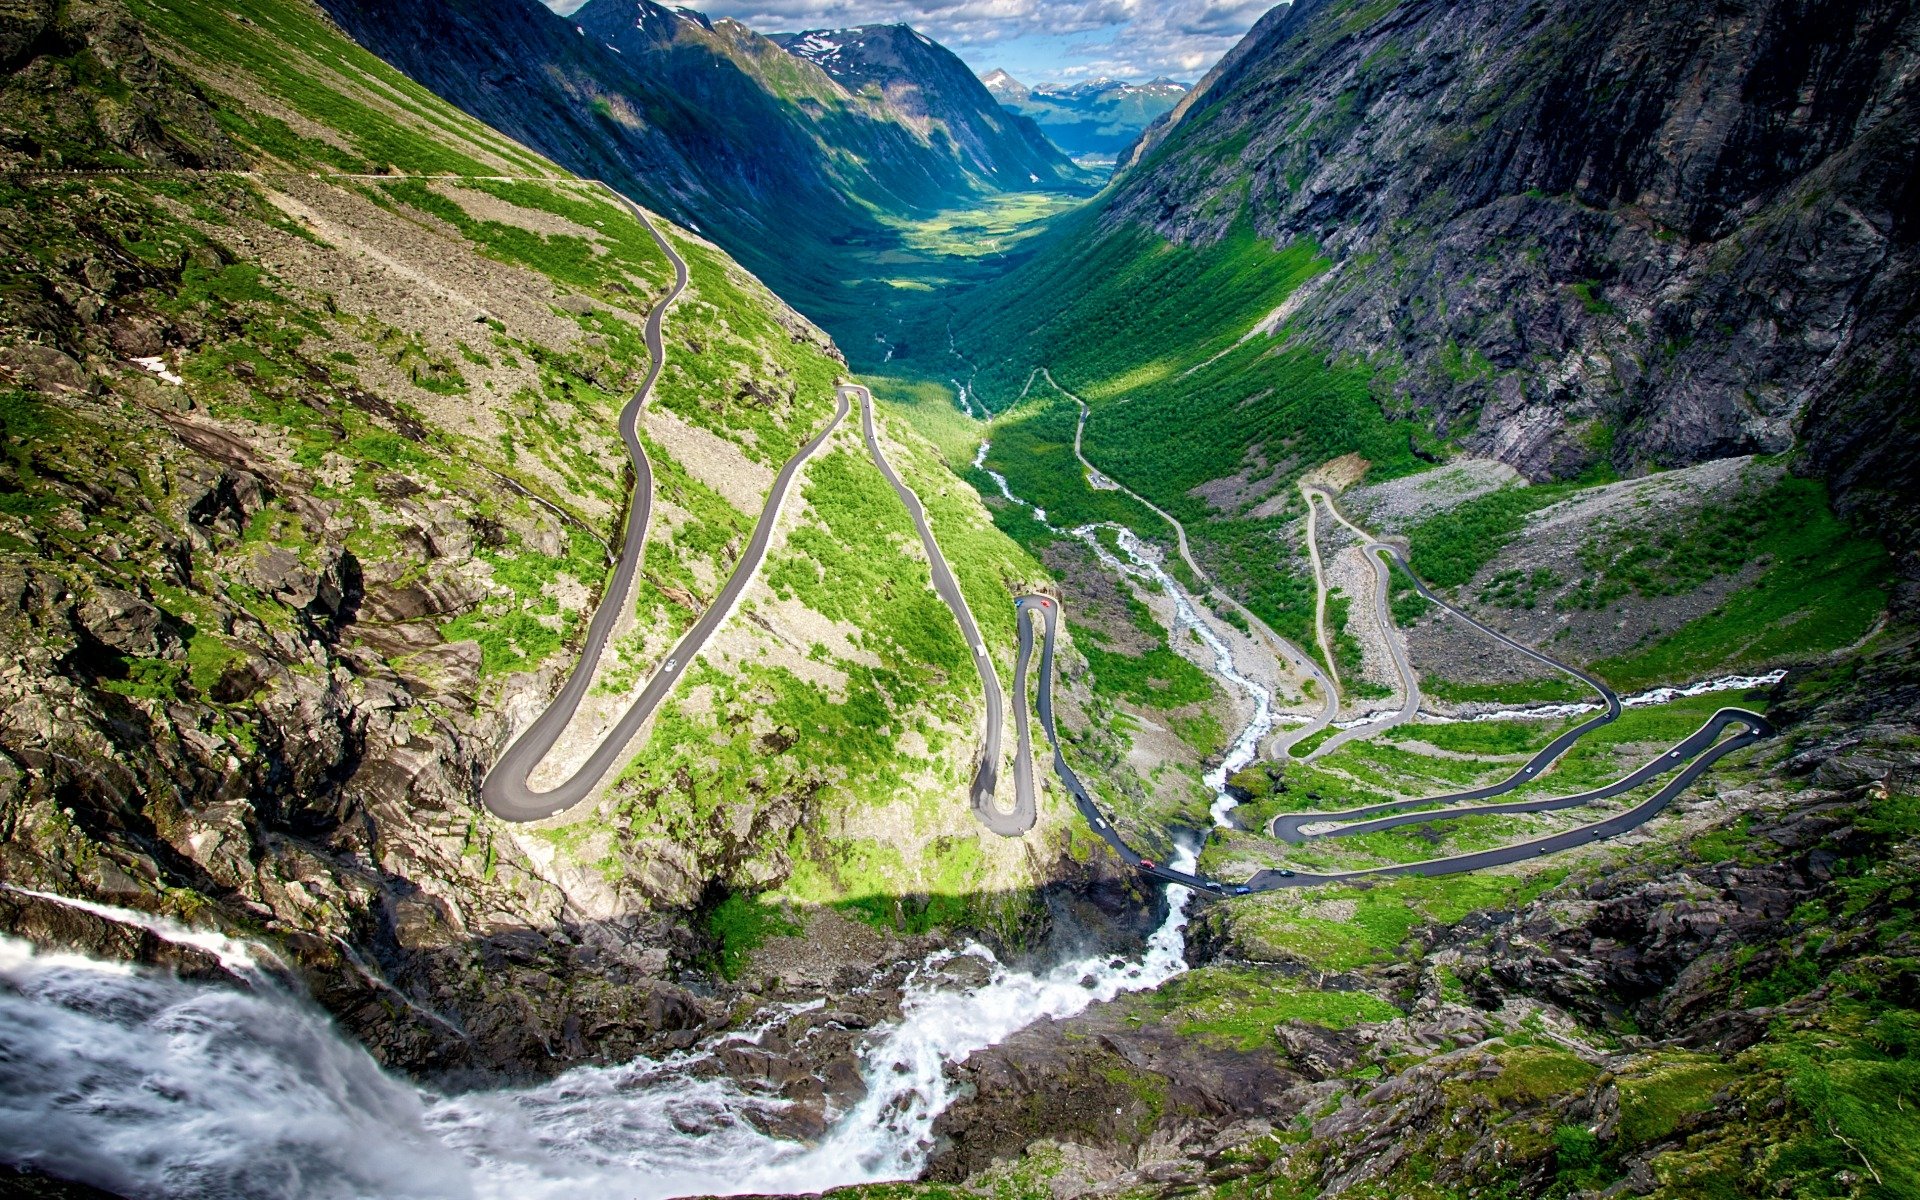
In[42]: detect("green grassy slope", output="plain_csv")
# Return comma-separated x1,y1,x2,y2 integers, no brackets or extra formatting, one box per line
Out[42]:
0,0,1086,943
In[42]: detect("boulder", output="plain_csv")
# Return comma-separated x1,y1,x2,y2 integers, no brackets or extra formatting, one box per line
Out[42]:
5,344,94,395
77,586,169,656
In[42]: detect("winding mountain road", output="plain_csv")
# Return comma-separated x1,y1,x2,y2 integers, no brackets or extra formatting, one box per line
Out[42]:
1296,485,1422,758
1270,498,1625,838
1272,707,1769,845
1245,707,1771,888
855,384,1033,836
58,171,1769,891
1017,595,1212,891
1016,592,1768,895
481,199,846,821
472,190,1764,885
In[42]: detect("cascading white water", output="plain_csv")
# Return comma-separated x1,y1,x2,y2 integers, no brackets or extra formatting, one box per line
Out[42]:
419,864,1202,1200
966,440,1278,823
1101,528,1276,825
1442,669,1789,724
971,440,1053,525
2,884,280,977
1069,524,1277,825
0,937,472,1200
0,849,1202,1200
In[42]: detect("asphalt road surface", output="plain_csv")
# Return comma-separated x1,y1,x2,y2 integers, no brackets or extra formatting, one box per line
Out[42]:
1018,595,1213,891
855,385,1032,835
1270,495,1624,836
1245,707,1772,889
1275,706,1770,843
481,200,845,821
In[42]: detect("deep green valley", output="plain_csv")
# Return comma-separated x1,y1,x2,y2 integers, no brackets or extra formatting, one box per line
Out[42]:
0,0,1916,1197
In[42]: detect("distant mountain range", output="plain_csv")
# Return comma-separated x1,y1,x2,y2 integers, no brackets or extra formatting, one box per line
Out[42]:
771,25,1071,190
981,70,1189,161
313,1,1087,317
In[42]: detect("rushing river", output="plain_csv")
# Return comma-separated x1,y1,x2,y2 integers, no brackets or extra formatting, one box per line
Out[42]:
3,870,1211,1200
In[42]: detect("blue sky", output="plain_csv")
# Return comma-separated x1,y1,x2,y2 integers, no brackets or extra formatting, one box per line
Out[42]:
547,0,1276,84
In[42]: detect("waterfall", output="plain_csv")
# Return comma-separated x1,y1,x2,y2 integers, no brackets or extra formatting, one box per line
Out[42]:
0,848,1200,1200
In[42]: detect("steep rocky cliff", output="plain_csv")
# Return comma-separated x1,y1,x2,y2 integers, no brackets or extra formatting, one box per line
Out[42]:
951,0,1920,560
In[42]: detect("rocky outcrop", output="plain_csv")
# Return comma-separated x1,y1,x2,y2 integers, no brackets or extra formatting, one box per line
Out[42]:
0,0,242,169
928,1001,1312,1184
0,406,720,1075
923,634,1920,1197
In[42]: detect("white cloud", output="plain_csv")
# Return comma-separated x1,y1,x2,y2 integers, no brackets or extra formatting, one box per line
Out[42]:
546,0,1276,81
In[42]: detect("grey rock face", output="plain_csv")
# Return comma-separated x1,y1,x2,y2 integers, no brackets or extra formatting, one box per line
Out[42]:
1097,0,1918,511
77,586,170,657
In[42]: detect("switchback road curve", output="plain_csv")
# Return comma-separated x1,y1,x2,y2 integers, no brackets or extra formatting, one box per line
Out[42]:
1017,596,1771,895
855,385,1034,836
1017,595,1212,892
1270,707,1772,845
1245,707,1772,889
1297,485,1422,758
1271,495,1625,839
481,199,845,821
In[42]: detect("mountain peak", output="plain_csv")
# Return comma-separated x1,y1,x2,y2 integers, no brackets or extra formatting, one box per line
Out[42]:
982,68,1030,103
766,24,1080,187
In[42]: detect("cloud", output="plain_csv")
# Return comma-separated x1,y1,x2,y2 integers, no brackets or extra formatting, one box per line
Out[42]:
548,0,1276,82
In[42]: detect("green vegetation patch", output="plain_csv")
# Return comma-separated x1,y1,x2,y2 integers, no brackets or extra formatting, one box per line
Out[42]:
950,213,1329,405
1129,966,1401,1049
656,230,842,464
125,0,532,175
380,180,668,305
973,394,1163,537
1405,483,1573,589
1616,1056,1735,1145
1382,717,1577,756
1215,870,1567,970
1589,476,1889,689
1075,587,1218,711
1470,1047,1601,1108
706,893,802,981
